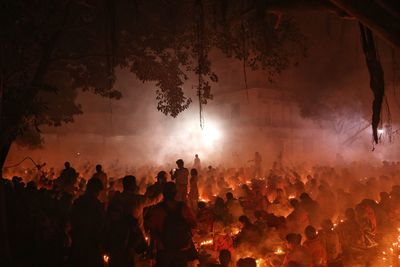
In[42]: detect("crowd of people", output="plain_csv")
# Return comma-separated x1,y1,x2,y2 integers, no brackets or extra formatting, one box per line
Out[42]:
2,153,400,267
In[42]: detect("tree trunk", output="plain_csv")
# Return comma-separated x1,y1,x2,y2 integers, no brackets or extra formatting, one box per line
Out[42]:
0,138,12,266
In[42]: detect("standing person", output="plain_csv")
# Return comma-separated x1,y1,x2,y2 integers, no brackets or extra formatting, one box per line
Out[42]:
171,159,189,202
193,154,201,171
110,175,160,230
249,152,262,178
69,178,105,267
57,161,78,194
91,164,108,203
189,169,199,211
146,182,197,267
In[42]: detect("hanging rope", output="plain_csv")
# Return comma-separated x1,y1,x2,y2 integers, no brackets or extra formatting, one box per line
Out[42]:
195,0,205,129
104,0,117,135
241,20,249,102
359,23,385,144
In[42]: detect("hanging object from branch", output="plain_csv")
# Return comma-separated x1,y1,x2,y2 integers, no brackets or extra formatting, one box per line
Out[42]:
195,0,206,129
359,23,385,144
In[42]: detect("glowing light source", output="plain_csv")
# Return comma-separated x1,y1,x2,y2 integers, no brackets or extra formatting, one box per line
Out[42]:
274,247,285,255
201,123,222,145
103,255,110,264
378,128,385,135
200,239,213,246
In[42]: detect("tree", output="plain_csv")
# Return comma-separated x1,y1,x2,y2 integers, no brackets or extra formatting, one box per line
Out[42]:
0,0,305,170
1,2,305,261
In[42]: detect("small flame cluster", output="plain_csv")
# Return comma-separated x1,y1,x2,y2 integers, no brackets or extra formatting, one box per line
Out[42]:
200,239,213,246
103,254,110,265
381,228,400,265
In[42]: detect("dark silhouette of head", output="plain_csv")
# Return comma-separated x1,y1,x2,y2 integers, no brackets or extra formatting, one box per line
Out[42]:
226,192,234,201
176,159,184,168
219,249,231,266
305,225,317,240
300,192,311,202
64,161,71,169
157,171,167,183
122,175,137,192
239,215,250,226
195,154,199,158
96,164,102,172
190,168,198,176
163,182,177,201
286,233,302,246
289,198,299,208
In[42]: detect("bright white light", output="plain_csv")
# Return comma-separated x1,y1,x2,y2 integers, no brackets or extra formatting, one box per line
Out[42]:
378,129,385,135
201,123,222,145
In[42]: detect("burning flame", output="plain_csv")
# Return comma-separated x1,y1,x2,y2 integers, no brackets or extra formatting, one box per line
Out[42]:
200,239,213,246
231,227,240,235
103,254,110,263
274,247,285,255
256,258,265,267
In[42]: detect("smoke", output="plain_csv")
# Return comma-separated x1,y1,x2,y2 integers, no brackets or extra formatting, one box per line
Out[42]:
5,11,400,174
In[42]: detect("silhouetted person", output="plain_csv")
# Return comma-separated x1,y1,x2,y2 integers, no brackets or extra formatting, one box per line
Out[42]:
58,161,78,194
110,175,159,230
106,183,147,267
249,152,262,178
146,171,167,198
188,168,199,211
283,233,313,267
146,182,197,267
193,154,201,170
171,159,189,202
91,164,108,202
303,225,327,267
69,178,105,267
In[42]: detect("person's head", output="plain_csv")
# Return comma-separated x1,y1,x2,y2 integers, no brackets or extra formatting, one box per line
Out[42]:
304,225,317,240
321,219,334,232
86,178,103,196
195,154,199,158
96,164,102,172
163,182,177,201
286,233,302,249
237,257,256,267
219,249,231,266
254,210,263,220
300,192,311,202
226,192,234,201
289,198,299,208
122,175,137,192
190,168,198,177
157,171,167,183
239,215,250,226
198,201,207,209
176,159,184,168
64,161,70,169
